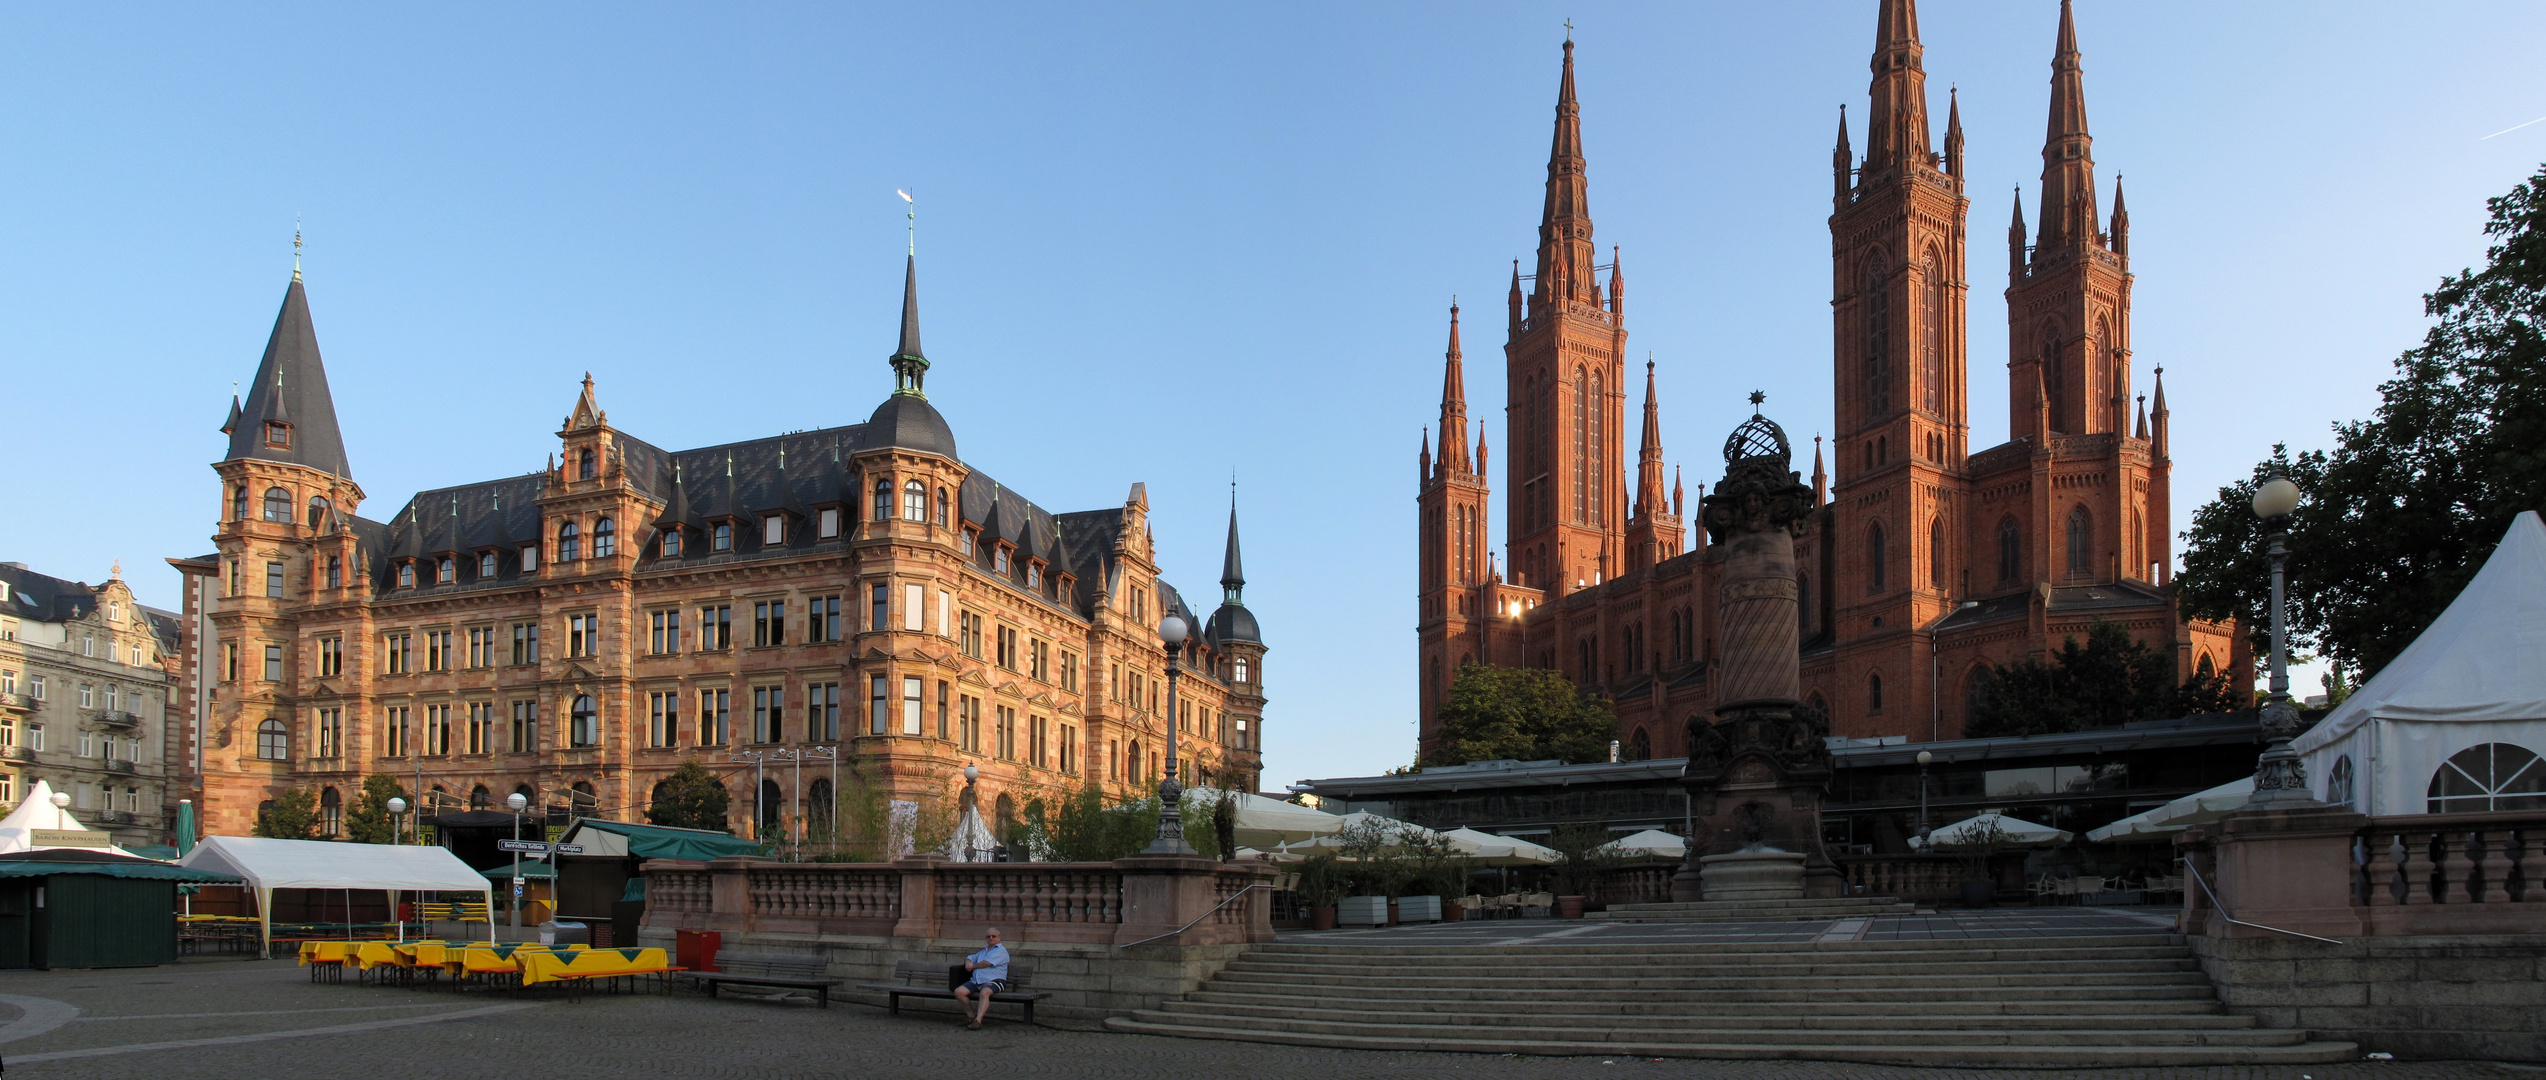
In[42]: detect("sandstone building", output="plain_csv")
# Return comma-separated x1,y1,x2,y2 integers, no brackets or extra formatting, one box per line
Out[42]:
0,561,182,850
1418,1,2240,759
171,256,1266,841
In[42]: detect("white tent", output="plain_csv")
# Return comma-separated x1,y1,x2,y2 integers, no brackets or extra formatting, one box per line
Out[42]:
1597,828,1689,861
0,780,134,856
2294,511,2546,816
1439,827,1561,866
2084,775,2256,843
179,835,496,953
1179,789,1345,849
1925,813,2073,848
1295,811,1442,855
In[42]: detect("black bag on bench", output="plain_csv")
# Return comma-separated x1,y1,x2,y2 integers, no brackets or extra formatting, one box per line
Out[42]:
947,963,968,991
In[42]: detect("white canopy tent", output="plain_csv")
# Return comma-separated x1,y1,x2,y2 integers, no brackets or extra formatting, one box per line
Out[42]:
0,780,137,856
2294,511,2546,816
2084,775,2256,843
178,835,496,953
1179,789,1345,850
1438,827,1561,866
1294,811,1442,855
1597,828,1689,861
1924,813,2073,848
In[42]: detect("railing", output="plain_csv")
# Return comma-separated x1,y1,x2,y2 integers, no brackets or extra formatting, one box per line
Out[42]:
96,810,135,825
1593,864,1676,906
105,760,136,775
650,869,713,914
1,746,35,763
1836,853,1970,905
2357,812,2545,908
936,866,1123,925
0,693,31,710
747,865,900,920
91,710,142,728
1210,872,1258,926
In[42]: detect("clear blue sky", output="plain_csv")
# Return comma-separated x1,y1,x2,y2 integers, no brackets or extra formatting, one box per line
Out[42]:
5,3,2542,789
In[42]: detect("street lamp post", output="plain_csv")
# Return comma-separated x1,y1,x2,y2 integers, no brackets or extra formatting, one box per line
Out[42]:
2246,476,2317,807
733,750,769,841
505,792,529,927
1916,750,1934,849
961,763,982,861
387,797,408,845
1142,615,1194,856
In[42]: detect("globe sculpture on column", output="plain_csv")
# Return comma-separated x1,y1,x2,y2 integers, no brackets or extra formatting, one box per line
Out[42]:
1670,394,1838,902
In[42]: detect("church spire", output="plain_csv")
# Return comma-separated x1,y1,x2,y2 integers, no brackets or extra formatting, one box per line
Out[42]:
2008,187,2029,281
1219,497,1246,604
1831,105,1853,205
1635,359,1664,517
889,254,929,398
1437,302,1469,476
2110,175,2130,258
2036,0,2099,253
1943,85,1964,178
1863,0,1932,179
1533,37,1596,312
225,271,352,478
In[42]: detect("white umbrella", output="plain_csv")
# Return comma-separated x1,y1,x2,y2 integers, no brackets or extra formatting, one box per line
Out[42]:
2084,775,2256,843
1294,811,1441,855
1179,789,1346,849
1438,827,1561,866
1232,846,1305,864
1927,812,2073,848
1596,828,1688,861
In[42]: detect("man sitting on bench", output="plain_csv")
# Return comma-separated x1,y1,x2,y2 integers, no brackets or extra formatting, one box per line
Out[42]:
951,928,1009,1030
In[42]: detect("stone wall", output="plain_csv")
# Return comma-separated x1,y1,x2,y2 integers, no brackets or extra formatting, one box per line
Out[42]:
2188,933,2546,1062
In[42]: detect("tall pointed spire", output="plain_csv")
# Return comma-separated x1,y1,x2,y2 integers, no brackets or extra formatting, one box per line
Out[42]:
2008,187,2029,281
1812,435,1828,506
889,254,929,398
1832,105,1853,204
1219,497,1246,604
1532,37,1597,312
1635,358,1664,517
2036,0,2098,252
2109,176,2129,258
1437,302,1470,476
2149,365,2170,458
1942,85,1964,178
1607,246,1625,317
1507,259,1524,334
1863,0,1932,178
226,272,352,478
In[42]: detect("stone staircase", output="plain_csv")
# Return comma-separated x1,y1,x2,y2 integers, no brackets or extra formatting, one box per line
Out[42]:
1585,896,1922,922
1105,934,2358,1066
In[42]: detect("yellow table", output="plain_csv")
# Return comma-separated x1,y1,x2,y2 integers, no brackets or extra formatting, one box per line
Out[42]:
296,940,361,966
519,947,670,987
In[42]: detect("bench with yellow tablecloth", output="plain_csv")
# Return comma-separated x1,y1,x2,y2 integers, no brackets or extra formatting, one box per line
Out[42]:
452,943,587,988
518,947,672,997
297,940,362,983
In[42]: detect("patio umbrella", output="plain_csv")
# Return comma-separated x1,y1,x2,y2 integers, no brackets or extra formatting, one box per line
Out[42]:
1596,828,1688,861
1438,828,1560,866
2083,775,2256,843
1293,811,1442,855
1179,789,1346,849
1232,846,1305,864
1926,812,2073,848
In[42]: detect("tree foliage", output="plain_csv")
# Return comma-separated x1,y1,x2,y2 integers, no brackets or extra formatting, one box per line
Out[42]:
1017,786,1219,862
1423,663,1619,767
252,788,320,840
645,759,732,832
341,774,409,845
2179,163,2546,679
1966,619,2247,738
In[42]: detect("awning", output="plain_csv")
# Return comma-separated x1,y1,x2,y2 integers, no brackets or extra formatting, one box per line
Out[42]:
556,819,765,862
0,849,240,883
2083,775,2256,843
1924,813,2073,848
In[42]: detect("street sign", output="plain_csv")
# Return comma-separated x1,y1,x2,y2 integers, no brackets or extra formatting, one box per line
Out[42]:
496,840,586,855
512,880,524,897
554,843,584,855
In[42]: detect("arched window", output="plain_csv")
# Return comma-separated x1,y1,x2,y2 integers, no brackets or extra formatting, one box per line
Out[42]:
571,694,597,747
320,787,342,837
256,718,289,761
398,563,416,589
570,781,596,813
935,487,950,527
593,517,616,558
1571,367,1589,523
558,520,581,561
1588,370,1604,527
2066,506,2092,578
1920,249,1944,413
1929,517,1946,590
2197,652,2216,678
1630,727,1652,761
471,785,491,810
662,529,683,557
2095,316,2115,431
232,484,249,522
1863,254,1891,416
2039,321,2065,433
994,793,1019,851
436,557,455,584
577,448,597,480
1867,672,1885,714
904,481,927,522
807,778,835,841
262,487,292,523
2428,743,2546,813
1868,521,1888,592
2325,755,2356,809
1806,692,1829,719
1963,667,1992,728
1997,517,2022,584
872,479,892,521
759,778,783,836
306,496,331,529
711,522,732,552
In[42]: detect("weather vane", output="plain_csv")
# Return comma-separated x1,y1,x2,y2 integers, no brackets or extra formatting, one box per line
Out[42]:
1749,389,1766,412
897,189,916,255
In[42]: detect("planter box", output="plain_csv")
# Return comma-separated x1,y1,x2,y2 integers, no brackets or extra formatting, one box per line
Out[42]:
1337,895,1389,927
1396,895,1442,923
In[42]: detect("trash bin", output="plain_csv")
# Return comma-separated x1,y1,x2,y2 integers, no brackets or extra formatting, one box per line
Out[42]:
540,920,589,946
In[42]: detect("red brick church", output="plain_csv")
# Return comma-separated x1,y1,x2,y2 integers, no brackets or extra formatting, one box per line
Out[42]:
1417,0,2243,760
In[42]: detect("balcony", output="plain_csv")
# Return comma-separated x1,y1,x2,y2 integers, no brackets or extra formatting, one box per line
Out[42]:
0,692,30,711
105,759,136,775
96,810,135,826
92,710,142,729
0,746,33,763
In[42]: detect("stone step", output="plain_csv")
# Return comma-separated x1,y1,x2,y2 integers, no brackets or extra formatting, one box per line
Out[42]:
1178,990,2232,1018
1204,968,2215,993
1218,956,2200,979
1102,1017,2362,1067
1159,998,2259,1030
1254,933,2181,959
1584,899,1922,922
1191,979,2223,1005
1128,1009,2307,1048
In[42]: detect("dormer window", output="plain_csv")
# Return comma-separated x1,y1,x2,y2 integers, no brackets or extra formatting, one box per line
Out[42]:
993,547,1011,575
577,448,597,480
265,421,292,449
763,514,786,546
478,552,497,578
818,507,840,539
959,529,976,557
1026,564,1043,591
520,544,539,572
662,530,683,557
397,563,416,589
437,558,456,584
712,522,733,553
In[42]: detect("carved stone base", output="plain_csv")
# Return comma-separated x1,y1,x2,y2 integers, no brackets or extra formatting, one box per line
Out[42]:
1696,849,1806,901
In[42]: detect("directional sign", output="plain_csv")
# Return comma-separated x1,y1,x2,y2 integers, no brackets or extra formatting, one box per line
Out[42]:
555,843,583,855
497,839,549,853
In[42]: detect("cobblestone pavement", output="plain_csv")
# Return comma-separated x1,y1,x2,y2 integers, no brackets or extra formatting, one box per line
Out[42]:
1277,906,2183,947
0,959,2531,1080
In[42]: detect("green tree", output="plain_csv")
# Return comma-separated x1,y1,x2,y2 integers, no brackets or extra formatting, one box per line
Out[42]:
645,759,732,832
252,788,321,840
1018,786,1217,862
1967,619,2245,738
340,774,409,845
2180,163,2546,679
1423,663,1619,767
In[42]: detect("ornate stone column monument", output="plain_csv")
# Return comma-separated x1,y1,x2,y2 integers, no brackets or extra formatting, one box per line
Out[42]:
1670,396,1842,902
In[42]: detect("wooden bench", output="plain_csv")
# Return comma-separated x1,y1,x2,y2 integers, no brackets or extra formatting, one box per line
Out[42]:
855,960,1049,1025
687,954,842,1008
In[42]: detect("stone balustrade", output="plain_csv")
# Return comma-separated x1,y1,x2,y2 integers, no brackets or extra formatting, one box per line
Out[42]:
1836,853,1966,905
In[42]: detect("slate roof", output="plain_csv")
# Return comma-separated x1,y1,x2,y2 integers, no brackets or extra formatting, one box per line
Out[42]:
225,278,353,479
0,563,99,623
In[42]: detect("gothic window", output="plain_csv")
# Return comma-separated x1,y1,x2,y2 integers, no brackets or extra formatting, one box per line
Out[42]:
1929,517,1946,590
1997,517,2022,584
1863,254,1891,416
593,517,616,558
1868,521,1887,593
262,487,292,523
2095,316,2116,431
2131,510,2144,579
306,496,331,529
558,520,581,561
2198,652,2216,679
320,787,341,837
1588,370,1604,527
256,718,289,761
577,448,596,480
2040,322,2065,433
2066,506,2092,578
904,481,926,522
872,479,891,521
1963,668,1991,728
1920,250,1944,414
1571,367,1589,523
2428,743,2546,813
1867,672,1885,714
1630,727,1651,761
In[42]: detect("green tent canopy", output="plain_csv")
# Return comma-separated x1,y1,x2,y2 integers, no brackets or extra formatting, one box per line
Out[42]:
558,819,767,862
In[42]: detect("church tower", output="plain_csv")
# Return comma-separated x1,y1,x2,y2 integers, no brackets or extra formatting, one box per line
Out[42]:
1418,303,1492,748
1828,0,1969,644
1505,37,1629,596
